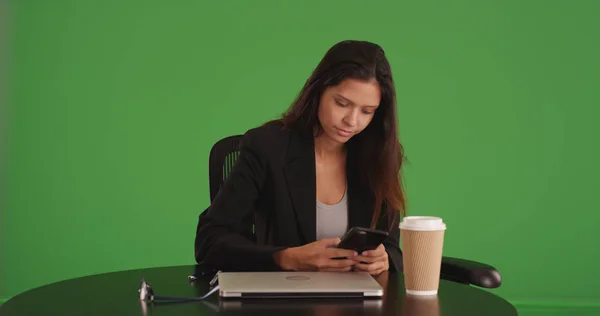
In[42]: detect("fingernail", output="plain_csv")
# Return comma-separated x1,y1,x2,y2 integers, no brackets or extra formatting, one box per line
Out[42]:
353,252,358,256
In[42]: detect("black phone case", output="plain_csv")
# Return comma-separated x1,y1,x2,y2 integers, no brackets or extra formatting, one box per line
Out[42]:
337,227,389,253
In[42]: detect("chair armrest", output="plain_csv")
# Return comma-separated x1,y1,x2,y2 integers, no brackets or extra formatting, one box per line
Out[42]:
440,256,502,289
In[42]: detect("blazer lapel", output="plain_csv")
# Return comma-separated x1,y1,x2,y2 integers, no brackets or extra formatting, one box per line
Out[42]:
283,130,317,244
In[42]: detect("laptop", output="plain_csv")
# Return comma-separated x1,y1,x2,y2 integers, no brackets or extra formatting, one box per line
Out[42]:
217,271,384,298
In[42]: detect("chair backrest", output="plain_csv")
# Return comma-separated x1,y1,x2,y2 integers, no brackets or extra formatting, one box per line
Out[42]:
208,135,243,202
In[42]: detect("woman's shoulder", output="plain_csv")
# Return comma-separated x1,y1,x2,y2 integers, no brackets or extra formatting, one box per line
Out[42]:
240,119,295,156
243,119,287,142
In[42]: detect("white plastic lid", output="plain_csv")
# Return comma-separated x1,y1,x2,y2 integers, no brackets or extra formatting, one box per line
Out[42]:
399,216,446,231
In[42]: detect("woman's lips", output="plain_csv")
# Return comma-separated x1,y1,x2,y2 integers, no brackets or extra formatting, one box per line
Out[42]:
335,127,353,137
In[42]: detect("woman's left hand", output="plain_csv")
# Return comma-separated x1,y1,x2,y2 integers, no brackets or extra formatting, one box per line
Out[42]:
351,244,389,275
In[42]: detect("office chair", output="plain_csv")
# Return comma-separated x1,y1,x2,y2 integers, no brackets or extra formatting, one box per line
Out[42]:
208,135,502,289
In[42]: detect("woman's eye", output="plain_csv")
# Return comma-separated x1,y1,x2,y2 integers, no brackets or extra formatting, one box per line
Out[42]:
335,100,348,107
362,110,374,115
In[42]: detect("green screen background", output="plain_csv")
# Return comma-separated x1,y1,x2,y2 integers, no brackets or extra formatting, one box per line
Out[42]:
2,0,599,310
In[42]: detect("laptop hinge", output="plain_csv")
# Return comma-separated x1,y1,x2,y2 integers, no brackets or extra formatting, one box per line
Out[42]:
240,292,364,298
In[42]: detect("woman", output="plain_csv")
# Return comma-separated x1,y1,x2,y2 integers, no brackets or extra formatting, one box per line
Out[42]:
194,40,406,276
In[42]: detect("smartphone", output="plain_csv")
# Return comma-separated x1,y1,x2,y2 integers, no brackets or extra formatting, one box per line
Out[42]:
336,226,389,254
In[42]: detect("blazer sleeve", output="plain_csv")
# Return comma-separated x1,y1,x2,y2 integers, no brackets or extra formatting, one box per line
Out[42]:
194,129,285,272
377,206,403,273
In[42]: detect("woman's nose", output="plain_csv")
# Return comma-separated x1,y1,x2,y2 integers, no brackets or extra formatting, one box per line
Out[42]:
343,109,359,127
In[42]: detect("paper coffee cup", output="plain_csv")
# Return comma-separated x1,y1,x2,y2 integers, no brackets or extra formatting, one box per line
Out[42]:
399,216,446,295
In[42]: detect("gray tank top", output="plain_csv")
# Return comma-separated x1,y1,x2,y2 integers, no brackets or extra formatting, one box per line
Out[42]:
316,187,349,240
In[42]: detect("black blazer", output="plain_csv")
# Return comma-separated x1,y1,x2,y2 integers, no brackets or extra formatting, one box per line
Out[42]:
194,121,403,273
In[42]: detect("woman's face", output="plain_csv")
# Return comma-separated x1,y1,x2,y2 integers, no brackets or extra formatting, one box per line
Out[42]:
317,78,381,144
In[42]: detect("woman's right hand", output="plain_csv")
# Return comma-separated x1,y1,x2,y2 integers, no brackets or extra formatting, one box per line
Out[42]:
273,238,358,272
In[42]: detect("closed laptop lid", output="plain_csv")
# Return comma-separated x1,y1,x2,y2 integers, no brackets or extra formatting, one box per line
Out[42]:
218,271,384,298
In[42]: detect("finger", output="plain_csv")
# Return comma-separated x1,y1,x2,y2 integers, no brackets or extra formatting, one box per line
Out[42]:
323,258,355,269
326,248,358,259
361,244,386,257
354,261,384,274
368,268,384,276
352,254,384,264
353,262,371,271
319,237,342,248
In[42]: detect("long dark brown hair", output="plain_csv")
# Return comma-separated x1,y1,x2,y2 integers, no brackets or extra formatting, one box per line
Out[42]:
278,40,406,229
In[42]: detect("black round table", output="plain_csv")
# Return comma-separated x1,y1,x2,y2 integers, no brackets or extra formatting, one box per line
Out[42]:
0,265,517,316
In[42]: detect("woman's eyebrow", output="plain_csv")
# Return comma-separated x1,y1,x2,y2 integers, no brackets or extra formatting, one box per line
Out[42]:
334,93,378,108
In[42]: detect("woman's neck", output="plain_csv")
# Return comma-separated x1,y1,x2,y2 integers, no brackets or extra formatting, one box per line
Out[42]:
314,134,345,160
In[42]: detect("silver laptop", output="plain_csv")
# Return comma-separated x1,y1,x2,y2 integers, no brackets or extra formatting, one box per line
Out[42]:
218,271,384,298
